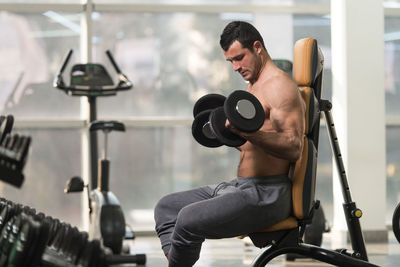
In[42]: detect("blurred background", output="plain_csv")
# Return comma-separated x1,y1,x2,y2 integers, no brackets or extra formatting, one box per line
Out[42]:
0,0,399,234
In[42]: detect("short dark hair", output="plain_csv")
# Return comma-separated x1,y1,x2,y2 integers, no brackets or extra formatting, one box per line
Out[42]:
219,21,266,52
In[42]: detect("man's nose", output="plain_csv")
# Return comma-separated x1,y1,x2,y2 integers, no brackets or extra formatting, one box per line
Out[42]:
233,62,241,72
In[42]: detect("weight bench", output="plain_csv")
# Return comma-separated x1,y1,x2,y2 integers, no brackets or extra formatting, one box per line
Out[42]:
246,38,379,267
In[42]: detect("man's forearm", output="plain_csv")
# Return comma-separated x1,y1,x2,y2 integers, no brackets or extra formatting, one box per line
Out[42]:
240,130,303,162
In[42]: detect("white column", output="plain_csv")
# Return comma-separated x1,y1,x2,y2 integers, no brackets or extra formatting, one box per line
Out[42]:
331,0,386,244
80,0,93,63
80,0,93,231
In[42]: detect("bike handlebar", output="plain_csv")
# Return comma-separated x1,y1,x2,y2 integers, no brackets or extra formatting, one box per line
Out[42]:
53,49,133,96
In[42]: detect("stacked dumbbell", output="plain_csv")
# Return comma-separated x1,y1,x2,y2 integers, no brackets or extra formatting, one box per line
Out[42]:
0,197,109,267
0,115,111,266
192,90,265,147
44,221,108,267
0,115,31,188
0,198,49,267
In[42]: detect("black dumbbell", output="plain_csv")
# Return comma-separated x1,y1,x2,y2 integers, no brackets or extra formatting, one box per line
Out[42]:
6,215,30,267
77,241,93,267
16,136,31,166
0,115,14,145
193,90,265,147
192,110,224,148
0,205,12,234
193,93,226,118
20,217,40,267
70,231,89,265
51,223,71,252
192,94,226,148
77,239,103,267
62,226,85,264
208,107,246,147
0,216,18,265
24,216,50,267
192,93,249,147
46,217,61,246
222,90,265,132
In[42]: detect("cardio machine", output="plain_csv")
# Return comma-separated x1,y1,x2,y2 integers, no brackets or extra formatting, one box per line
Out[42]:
53,50,146,265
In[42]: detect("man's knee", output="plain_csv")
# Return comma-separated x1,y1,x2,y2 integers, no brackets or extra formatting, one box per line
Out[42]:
154,195,169,216
154,193,177,228
174,205,206,238
170,207,205,266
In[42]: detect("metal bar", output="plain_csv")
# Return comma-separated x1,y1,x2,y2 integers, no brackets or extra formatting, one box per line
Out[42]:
122,117,193,127
13,117,194,129
88,96,98,190
321,100,368,261
385,7,400,16
386,116,400,126
0,2,330,14
322,108,352,204
13,116,400,129
0,2,399,16
13,120,85,129
0,3,83,12
93,3,330,14
252,243,378,267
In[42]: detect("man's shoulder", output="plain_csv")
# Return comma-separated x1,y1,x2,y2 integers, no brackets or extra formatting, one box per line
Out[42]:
252,70,299,108
257,69,297,94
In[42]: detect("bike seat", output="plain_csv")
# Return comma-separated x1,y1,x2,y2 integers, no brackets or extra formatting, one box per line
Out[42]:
89,120,125,132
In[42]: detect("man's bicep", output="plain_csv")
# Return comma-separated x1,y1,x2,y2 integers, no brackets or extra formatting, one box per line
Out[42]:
269,85,303,130
269,107,295,133
269,98,304,135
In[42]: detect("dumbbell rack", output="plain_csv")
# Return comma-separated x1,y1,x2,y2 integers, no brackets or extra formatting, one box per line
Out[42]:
0,114,120,266
0,193,128,266
0,197,112,267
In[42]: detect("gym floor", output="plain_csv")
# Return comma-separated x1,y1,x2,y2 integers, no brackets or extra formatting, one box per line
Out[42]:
121,231,400,267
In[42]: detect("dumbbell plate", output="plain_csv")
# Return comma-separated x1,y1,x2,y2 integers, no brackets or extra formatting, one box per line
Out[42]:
209,107,246,147
30,217,51,267
77,239,93,267
192,110,223,148
8,219,31,266
73,231,88,265
0,115,14,144
22,217,41,267
224,90,265,132
193,94,226,118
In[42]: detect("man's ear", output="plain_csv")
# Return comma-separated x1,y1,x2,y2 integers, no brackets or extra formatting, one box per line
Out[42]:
253,41,263,54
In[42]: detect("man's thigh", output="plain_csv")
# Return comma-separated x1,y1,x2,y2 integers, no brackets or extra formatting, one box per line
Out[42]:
175,180,291,239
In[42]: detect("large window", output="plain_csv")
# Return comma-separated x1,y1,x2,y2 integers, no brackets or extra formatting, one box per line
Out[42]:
93,13,245,118
0,12,81,119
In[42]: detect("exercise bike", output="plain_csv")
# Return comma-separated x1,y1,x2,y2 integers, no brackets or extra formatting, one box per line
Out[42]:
53,49,146,265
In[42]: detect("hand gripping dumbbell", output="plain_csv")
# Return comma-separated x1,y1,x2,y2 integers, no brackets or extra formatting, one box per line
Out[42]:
192,90,265,147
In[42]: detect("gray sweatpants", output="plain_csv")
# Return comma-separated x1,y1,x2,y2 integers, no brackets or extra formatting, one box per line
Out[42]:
154,175,292,267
